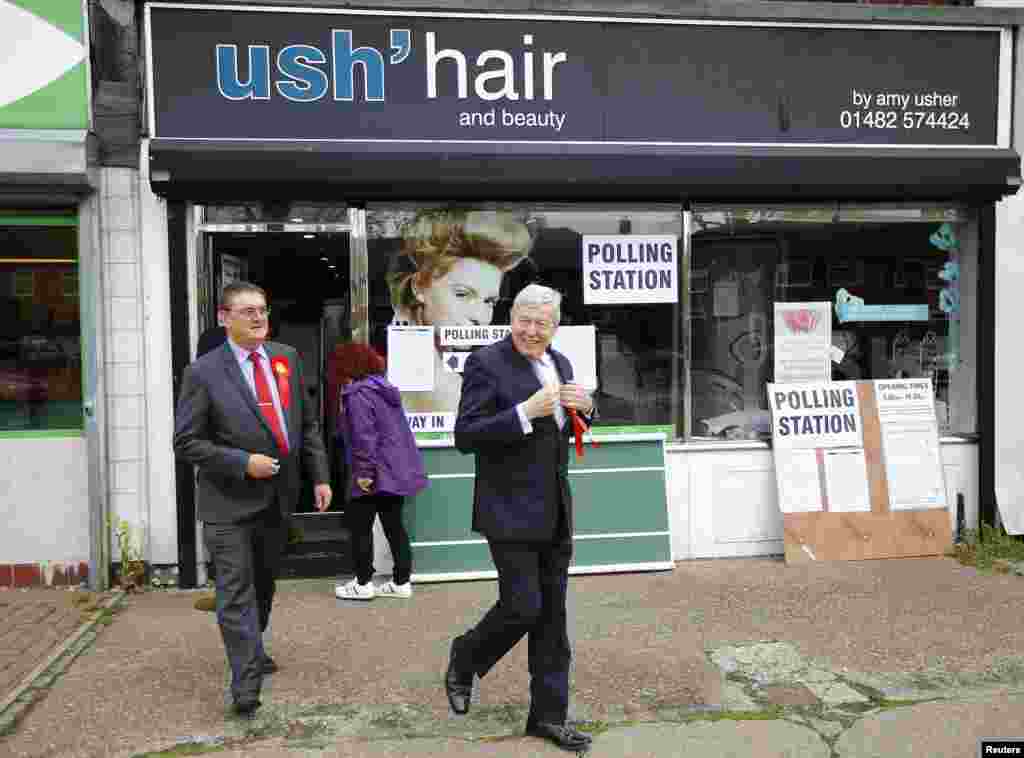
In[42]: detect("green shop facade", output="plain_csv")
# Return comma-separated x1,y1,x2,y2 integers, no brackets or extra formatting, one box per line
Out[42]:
144,1,1021,586
0,0,101,587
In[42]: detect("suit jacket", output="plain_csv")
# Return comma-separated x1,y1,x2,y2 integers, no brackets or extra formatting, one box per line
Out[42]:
454,336,578,543
173,341,329,523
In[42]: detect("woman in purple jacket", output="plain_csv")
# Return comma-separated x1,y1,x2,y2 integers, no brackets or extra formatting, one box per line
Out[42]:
330,342,428,601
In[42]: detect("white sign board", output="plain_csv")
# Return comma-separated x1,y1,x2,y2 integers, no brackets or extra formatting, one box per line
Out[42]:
873,379,947,510
767,382,863,450
582,235,678,304
386,326,435,392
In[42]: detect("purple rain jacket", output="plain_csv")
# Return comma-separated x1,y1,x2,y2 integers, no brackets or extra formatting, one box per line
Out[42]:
336,374,428,500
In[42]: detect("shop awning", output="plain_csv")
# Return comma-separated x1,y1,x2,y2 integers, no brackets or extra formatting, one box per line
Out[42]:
148,140,1021,203
0,136,92,206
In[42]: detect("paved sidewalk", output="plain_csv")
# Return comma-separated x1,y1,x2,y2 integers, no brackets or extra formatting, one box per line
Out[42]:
0,590,89,703
1,557,1023,757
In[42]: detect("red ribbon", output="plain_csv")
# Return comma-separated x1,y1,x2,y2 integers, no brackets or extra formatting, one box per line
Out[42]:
271,356,291,409
568,408,598,458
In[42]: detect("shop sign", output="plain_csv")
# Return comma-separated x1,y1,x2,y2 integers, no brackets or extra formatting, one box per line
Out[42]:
0,0,88,130
147,5,1004,148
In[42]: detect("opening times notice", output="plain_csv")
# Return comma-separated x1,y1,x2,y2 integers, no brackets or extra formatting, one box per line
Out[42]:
842,89,970,131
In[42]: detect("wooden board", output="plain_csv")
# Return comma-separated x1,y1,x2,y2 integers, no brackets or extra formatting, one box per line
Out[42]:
783,510,952,563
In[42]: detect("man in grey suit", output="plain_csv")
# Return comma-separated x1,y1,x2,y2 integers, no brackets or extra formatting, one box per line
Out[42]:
174,282,331,718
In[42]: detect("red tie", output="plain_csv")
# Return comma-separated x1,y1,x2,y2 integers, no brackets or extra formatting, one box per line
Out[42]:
249,352,289,453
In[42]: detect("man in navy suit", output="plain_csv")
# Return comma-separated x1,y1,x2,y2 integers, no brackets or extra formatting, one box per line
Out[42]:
174,282,331,718
445,284,595,752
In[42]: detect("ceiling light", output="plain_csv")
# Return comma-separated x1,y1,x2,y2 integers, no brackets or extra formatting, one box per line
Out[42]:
303,234,315,239
320,256,329,261
290,217,304,222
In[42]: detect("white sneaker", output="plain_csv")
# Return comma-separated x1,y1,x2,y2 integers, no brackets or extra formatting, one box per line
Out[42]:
376,580,412,599
335,579,375,601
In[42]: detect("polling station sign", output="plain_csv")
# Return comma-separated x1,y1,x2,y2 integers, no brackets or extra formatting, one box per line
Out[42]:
768,382,863,449
582,236,678,305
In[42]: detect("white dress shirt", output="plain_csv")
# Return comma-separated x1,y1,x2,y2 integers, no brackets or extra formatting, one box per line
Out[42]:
227,338,287,430
516,352,566,434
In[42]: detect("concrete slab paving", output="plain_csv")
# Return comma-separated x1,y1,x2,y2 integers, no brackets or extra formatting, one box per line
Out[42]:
593,720,830,758
1,557,1023,758
835,693,1024,758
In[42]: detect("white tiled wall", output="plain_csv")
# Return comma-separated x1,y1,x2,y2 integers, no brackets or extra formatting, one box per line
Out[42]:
100,167,146,560
95,153,178,568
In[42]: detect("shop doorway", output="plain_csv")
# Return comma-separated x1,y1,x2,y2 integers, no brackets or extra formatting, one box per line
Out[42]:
197,221,353,577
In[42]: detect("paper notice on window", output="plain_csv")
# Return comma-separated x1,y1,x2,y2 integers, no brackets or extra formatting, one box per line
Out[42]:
551,325,598,391
775,449,824,513
823,449,871,513
773,302,832,384
873,379,947,510
387,326,435,392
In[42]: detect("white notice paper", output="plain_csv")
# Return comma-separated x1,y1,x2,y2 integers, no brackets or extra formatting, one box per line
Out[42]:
551,325,598,390
387,326,435,392
873,379,947,510
775,449,824,513
773,302,832,384
823,449,871,513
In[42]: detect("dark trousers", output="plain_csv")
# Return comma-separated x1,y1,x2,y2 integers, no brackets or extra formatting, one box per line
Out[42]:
454,539,573,725
203,506,285,704
348,493,412,585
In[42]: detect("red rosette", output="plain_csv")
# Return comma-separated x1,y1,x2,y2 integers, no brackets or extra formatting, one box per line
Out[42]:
271,356,291,409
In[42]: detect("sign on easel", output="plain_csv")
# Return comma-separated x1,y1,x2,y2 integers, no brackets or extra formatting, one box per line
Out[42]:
768,379,950,563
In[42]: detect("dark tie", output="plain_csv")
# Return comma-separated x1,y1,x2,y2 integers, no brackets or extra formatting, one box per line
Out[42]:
249,352,289,453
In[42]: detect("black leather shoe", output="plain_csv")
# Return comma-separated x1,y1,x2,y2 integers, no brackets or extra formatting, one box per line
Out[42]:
260,655,278,675
444,640,473,715
525,722,593,752
232,699,260,720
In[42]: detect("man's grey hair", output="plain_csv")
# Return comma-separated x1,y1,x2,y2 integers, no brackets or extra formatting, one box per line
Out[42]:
512,284,561,325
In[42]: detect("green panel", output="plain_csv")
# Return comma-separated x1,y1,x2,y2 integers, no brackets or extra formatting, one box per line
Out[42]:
412,535,672,578
571,472,670,534
420,439,664,474
0,401,83,432
10,0,84,39
420,447,475,476
0,64,88,130
0,214,78,226
591,425,674,437
571,535,672,567
567,440,664,471
412,541,494,576
409,440,670,578
407,478,476,542
0,428,83,439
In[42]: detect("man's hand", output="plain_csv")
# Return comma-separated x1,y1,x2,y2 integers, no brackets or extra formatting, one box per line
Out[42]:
247,454,279,479
314,483,333,512
523,384,559,420
559,383,593,415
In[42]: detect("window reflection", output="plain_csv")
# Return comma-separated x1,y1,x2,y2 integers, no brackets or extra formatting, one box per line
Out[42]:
0,223,82,431
366,204,683,433
690,206,975,439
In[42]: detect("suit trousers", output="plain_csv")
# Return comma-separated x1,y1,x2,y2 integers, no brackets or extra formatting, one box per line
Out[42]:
203,505,286,703
454,538,573,725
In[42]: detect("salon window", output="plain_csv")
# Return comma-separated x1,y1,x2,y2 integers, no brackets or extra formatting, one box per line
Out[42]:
0,215,83,431
689,205,976,440
365,204,685,434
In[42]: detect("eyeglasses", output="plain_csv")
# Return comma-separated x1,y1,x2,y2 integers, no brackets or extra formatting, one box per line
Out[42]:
225,306,271,319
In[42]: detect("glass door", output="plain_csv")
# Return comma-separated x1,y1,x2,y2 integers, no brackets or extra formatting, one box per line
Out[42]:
197,203,354,575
